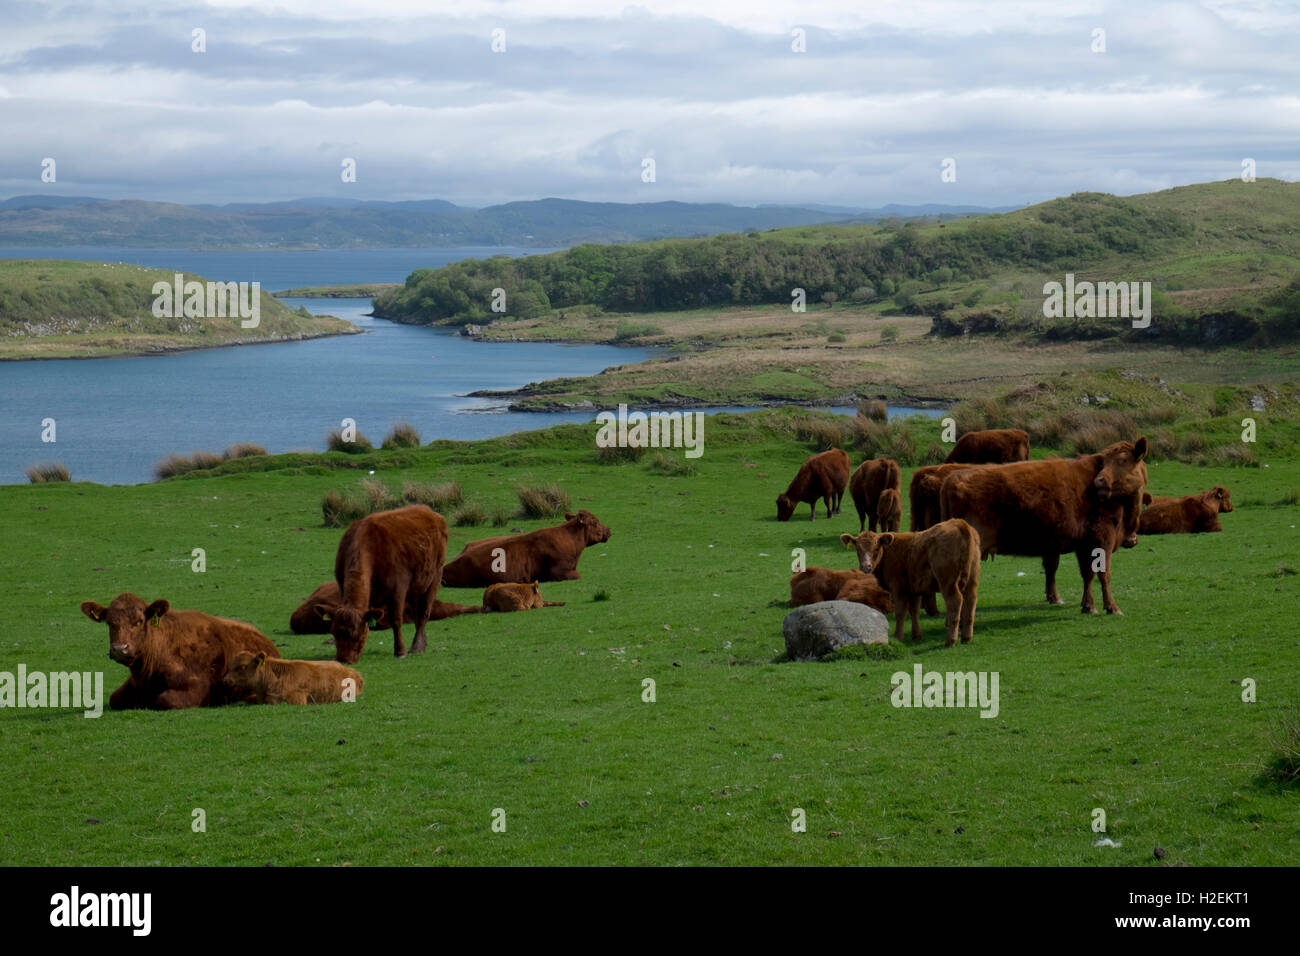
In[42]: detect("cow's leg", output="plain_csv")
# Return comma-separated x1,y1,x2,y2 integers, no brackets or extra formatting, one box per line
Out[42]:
960,572,978,643
940,586,960,647
1042,553,1065,605
410,588,435,655
153,683,208,710
1097,549,1122,615
890,594,907,644
109,678,143,710
909,595,925,643
922,590,940,616
390,586,408,657
1074,549,1099,614
868,509,877,532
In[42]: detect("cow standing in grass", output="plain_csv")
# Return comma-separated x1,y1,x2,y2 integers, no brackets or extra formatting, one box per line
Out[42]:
290,580,480,635
80,593,280,709
324,504,448,664
939,438,1149,614
776,449,850,521
849,457,900,532
945,428,1030,464
841,519,981,647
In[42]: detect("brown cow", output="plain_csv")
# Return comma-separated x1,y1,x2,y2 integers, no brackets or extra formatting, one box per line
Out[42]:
290,580,479,635
1139,486,1233,534
326,504,448,664
226,651,363,705
788,567,893,614
442,510,612,588
939,438,1149,614
876,487,902,533
840,519,981,647
80,593,281,710
483,581,566,612
777,449,851,521
849,458,901,532
945,428,1030,464
909,462,989,615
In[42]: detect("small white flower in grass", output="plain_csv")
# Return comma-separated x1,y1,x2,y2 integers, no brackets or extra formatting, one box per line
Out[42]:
708,544,714,548
1016,571,1025,577
713,593,720,597
1093,838,1122,848
369,470,375,475
759,552,769,557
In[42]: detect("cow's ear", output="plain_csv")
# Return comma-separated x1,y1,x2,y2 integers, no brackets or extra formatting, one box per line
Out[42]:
878,534,895,548
1132,436,1148,461
565,512,577,521
81,601,107,622
313,604,333,622
1216,486,1228,498
254,652,267,668
839,533,855,548
145,599,170,624
365,608,384,625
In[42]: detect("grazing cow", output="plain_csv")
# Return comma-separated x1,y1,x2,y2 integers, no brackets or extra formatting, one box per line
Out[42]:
1139,486,1233,534
939,438,1149,614
945,428,1030,464
777,449,851,521
849,458,901,532
840,519,981,647
326,504,448,664
290,580,479,635
442,510,612,588
876,487,902,533
483,581,566,612
80,593,280,710
225,651,363,705
788,567,893,614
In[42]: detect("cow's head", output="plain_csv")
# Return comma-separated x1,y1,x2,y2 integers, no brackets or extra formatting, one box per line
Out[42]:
1091,438,1148,500
80,593,169,665
225,650,269,692
1206,486,1233,513
775,494,796,522
840,530,890,574
567,510,612,544
1142,492,1153,508
318,604,383,665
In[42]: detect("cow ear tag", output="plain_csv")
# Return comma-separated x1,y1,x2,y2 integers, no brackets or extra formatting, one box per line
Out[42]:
149,614,160,627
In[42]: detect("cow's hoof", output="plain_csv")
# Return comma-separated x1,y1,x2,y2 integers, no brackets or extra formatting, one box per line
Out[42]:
1106,607,1123,615
944,639,957,648
961,636,972,644
1081,606,1098,615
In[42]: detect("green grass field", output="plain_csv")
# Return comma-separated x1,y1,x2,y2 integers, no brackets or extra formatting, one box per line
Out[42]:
2,413,1298,866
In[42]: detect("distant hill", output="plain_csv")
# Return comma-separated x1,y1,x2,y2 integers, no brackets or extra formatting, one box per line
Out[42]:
372,178,1300,346
0,195,896,249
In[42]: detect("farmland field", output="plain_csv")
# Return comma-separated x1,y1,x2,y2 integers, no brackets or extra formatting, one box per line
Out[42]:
3,409,1297,866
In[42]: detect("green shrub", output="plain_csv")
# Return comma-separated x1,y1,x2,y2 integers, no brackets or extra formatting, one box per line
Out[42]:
452,501,489,526
596,443,646,464
382,422,422,450
402,480,462,510
326,427,374,454
517,482,571,517
857,400,888,423
879,324,900,342
643,450,699,476
222,442,267,460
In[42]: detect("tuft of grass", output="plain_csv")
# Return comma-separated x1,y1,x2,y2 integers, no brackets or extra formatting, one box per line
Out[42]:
857,399,888,423
643,450,699,476
358,478,401,512
1265,708,1300,784
592,589,611,602
1279,488,1299,505
381,421,422,450
452,501,489,526
222,442,267,460
402,480,462,511
153,451,222,479
321,489,368,528
326,428,374,454
879,324,900,342
492,506,512,527
516,482,571,518
596,443,646,464
1213,443,1259,467
24,461,70,483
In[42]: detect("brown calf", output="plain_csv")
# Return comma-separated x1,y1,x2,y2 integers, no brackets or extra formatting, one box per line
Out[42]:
788,567,893,614
876,487,902,533
841,519,981,647
483,582,566,612
225,651,363,705
1139,486,1233,534
849,458,901,532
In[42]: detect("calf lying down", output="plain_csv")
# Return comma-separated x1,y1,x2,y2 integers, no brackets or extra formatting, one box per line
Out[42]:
225,650,363,705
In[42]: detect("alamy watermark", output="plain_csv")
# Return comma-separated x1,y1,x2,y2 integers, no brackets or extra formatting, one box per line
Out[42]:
1042,273,1151,328
151,273,260,328
891,664,999,718
595,404,704,458
1,665,103,717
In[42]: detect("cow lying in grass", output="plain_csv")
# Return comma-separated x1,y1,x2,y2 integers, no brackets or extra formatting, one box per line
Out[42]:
443,510,612,587
1139,486,1233,534
788,567,893,614
290,580,481,635
483,582,566,612
81,593,280,710
841,519,981,647
777,449,850,521
226,651,363,705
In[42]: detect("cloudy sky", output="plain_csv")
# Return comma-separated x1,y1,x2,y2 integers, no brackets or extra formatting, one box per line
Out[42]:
1,0,1297,208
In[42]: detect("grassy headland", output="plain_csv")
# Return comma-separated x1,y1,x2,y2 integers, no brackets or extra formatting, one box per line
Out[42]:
0,259,359,360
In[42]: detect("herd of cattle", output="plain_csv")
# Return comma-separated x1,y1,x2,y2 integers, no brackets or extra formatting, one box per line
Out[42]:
76,424,1234,710
79,509,612,710
781,428,1233,647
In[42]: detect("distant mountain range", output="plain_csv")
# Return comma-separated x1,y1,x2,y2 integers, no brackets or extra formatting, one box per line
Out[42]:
0,195,1015,249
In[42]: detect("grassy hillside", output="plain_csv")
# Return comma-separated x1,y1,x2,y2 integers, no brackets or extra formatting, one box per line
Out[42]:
0,259,359,359
374,179,1300,346
2,402,1297,865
